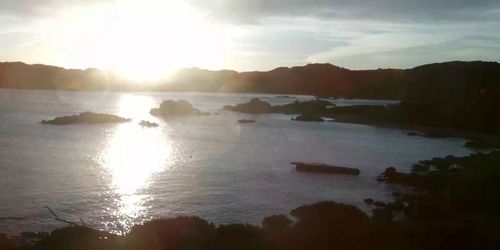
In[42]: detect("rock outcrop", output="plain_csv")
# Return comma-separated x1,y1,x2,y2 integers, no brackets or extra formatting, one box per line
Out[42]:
139,120,159,127
223,98,333,116
222,98,274,113
293,162,360,175
150,100,207,117
291,114,325,122
237,119,256,123
40,112,131,125
377,167,417,185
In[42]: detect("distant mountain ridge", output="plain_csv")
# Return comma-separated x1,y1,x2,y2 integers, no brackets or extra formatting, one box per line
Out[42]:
1,61,499,101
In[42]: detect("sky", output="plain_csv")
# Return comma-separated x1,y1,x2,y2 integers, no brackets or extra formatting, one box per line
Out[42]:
0,0,499,76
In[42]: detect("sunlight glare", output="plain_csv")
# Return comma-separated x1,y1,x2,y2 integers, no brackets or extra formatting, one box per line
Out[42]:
115,94,157,119
43,0,228,81
98,95,174,230
104,124,169,195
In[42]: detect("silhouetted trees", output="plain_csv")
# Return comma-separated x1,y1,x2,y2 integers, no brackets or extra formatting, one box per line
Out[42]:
126,217,214,250
2,61,499,103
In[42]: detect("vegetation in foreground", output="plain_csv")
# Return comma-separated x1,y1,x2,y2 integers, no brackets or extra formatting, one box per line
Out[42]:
2,151,500,250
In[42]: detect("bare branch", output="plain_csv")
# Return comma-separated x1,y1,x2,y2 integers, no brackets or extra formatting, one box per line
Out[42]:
45,206,80,227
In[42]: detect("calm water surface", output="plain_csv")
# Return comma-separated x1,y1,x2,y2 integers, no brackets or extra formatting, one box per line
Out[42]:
0,89,476,234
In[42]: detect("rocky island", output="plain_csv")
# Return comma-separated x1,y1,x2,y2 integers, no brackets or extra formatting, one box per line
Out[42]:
222,98,275,113
291,114,325,122
150,100,208,117
237,119,257,123
225,89,500,149
222,98,333,115
40,112,131,125
139,120,159,127
293,162,360,175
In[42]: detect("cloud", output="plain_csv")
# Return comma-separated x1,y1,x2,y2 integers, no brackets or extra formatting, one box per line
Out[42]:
1,0,499,71
188,0,500,23
308,35,500,69
0,0,115,19
3,0,500,23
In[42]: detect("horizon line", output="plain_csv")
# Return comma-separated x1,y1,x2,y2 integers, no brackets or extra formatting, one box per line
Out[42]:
1,60,499,74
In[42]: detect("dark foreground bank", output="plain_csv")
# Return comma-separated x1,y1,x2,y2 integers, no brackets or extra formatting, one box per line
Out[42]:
2,151,500,250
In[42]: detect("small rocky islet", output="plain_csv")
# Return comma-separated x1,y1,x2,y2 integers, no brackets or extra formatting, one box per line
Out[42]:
222,98,332,122
237,119,257,123
222,98,275,113
293,162,360,175
40,112,131,125
150,100,209,117
222,97,333,115
139,120,159,127
291,114,325,122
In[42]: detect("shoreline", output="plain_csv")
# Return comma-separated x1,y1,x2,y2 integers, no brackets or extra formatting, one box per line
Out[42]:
330,114,490,140
329,114,499,149
3,151,499,250
0,87,402,101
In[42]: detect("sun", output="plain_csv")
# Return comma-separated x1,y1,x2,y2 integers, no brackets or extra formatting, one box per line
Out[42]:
43,0,228,81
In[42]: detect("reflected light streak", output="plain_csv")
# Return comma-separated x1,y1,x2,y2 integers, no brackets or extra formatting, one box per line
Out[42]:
100,95,171,231
104,124,169,195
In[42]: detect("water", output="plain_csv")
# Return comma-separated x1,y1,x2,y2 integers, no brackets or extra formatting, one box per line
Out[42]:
0,89,475,234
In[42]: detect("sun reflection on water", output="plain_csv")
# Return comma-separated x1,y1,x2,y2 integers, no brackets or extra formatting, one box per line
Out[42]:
104,124,170,195
99,95,172,232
